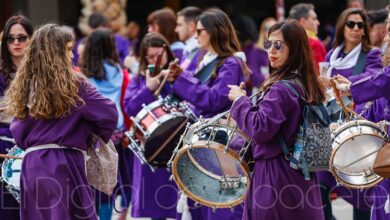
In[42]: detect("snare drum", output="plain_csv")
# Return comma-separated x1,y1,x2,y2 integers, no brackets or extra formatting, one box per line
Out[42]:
169,114,252,208
330,120,387,189
1,146,24,202
126,96,197,168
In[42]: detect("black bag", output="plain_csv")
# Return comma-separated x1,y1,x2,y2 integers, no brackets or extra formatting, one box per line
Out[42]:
277,80,332,180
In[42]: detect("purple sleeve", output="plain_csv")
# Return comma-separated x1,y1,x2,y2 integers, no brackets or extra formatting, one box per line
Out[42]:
115,35,130,63
81,81,118,142
351,65,390,104
325,49,333,62
230,83,300,144
172,57,244,114
123,76,156,117
350,48,383,82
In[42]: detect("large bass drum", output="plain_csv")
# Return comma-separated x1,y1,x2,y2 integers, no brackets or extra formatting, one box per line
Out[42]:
169,113,252,208
330,120,387,189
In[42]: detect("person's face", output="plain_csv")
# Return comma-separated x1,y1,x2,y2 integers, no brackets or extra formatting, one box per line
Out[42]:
145,47,168,67
302,10,320,34
6,24,30,62
66,41,74,63
196,21,211,51
386,10,390,34
266,30,289,69
343,14,365,46
175,16,191,41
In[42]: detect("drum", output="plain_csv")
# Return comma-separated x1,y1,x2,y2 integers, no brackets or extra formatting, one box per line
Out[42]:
169,113,252,208
1,146,24,203
126,96,197,169
330,120,387,189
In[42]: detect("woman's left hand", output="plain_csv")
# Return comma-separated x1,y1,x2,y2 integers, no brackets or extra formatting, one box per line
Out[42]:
228,82,246,101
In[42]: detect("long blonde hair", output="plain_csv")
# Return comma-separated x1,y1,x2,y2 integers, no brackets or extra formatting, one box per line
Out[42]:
5,24,83,119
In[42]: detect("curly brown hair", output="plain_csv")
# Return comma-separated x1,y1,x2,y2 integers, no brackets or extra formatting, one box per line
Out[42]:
5,24,84,119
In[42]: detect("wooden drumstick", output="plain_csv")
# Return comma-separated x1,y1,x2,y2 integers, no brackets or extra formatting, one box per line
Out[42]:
0,154,22,160
154,58,179,97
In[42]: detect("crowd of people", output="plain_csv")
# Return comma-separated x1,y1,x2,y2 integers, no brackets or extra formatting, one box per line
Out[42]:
0,0,390,219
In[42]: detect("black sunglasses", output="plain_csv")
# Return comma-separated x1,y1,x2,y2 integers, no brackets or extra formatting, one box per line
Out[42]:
6,35,29,44
345,21,364,29
264,40,285,51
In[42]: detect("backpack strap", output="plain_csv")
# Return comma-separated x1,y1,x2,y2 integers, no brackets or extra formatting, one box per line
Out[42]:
352,51,367,76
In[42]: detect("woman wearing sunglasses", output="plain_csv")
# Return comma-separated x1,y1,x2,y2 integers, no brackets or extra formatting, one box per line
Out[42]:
227,21,325,219
166,8,249,220
317,8,383,220
0,14,33,220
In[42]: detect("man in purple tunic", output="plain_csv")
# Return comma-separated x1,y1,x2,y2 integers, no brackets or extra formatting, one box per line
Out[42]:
227,21,325,220
6,24,119,220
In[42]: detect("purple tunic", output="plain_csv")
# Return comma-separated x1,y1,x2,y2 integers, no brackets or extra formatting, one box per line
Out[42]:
123,75,178,218
0,70,20,219
172,56,246,118
10,79,118,220
231,83,324,220
180,49,200,73
243,43,268,87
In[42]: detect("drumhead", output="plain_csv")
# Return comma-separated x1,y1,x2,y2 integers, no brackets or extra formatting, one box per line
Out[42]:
171,141,250,208
330,120,386,188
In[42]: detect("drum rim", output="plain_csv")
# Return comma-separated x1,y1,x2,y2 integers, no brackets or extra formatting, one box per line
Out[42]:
136,99,164,119
1,146,23,189
330,120,385,189
171,140,250,208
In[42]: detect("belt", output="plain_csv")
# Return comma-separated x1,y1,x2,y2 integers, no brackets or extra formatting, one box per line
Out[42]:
24,144,89,173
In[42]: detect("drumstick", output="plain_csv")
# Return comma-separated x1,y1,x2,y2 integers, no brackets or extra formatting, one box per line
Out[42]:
0,153,22,159
154,58,179,97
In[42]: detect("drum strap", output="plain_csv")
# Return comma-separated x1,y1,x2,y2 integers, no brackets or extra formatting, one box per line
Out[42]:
194,58,220,84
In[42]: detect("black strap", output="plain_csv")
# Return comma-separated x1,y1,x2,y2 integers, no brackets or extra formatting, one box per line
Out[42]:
194,58,220,84
352,51,367,76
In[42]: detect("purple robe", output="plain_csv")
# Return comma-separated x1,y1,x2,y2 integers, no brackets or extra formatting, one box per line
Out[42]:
230,83,324,220
0,70,20,219
10,79,118,220
173,56,246,220
172,56,246,118
349,65,390,219
171,41,185,62
180,49,200,73
123,75,178,218
243,43,268,87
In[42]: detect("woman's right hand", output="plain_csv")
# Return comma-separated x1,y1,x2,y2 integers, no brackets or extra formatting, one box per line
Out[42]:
145,70,163,91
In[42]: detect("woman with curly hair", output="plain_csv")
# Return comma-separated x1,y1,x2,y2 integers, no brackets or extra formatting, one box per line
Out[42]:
5,24,118,220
